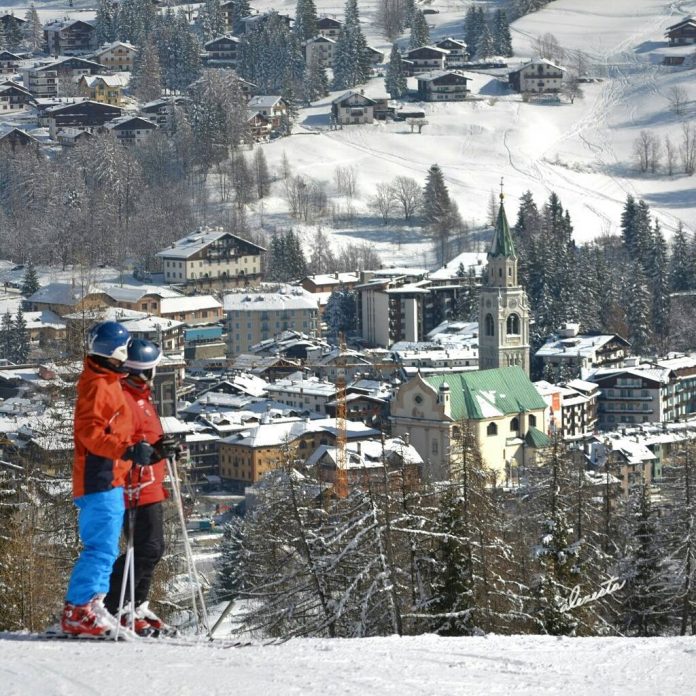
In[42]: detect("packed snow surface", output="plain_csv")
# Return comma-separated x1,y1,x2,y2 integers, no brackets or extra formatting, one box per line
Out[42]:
1,633,694,695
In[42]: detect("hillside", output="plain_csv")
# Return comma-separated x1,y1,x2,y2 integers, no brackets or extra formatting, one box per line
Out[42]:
2,632,694,695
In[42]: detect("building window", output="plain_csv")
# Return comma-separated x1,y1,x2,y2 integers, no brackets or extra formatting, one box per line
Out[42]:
485,314,494,336
507,314,520,335
529,414,537,427
487,422,497,437
510,417,519,431
432,440,438,454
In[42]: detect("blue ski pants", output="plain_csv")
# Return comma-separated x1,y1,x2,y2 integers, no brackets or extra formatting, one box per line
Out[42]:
65,487,125,606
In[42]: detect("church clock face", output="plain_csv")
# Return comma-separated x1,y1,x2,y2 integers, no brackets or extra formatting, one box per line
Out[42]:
509,299,517,308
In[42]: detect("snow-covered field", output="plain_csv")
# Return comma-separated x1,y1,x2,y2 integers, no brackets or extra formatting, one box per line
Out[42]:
1,632,694,695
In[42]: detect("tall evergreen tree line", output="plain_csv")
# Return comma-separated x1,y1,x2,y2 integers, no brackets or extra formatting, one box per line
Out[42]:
512,190,681,375
464,6,513,60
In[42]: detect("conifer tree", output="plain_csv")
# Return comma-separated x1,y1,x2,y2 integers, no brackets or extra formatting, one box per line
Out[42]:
475,23,495,59
4,15,22,51
131,36,163,103
253,148,271,199
200,0,226,40
409,8,429,49
385,44,407,98
294,0,319,43
616,483,670,636
647,220,670,349
302,53,329,104
118,0,158,45
423,164,461,265
11,306,28,364
332,0,371,89
669,222,691,292
21,261,40,298
624,263,653,356
226,0,251,34
660,443,696,635
491,9,513,57
95,0,118,45
23,5,43,52
0,311,12,361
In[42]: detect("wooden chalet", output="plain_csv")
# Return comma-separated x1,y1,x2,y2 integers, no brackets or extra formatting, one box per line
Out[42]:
44,19,98,56
416,70,470,101
331,91,376,125
42,100,123,138
247,111,272,141
402,46,449,75
0,127,39,152
0,81,33,112
508,59,565,94
435,38,469,67
317,16,342,39
666,17,696,45
203,35,241,67
105,115,157,146
139,96,191,129
0,50,20,75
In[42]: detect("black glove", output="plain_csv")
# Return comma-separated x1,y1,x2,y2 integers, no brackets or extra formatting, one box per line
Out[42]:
123,441,156,467
151,435,183,462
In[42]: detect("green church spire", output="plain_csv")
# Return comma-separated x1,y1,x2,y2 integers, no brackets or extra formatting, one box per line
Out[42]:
488,181,516,258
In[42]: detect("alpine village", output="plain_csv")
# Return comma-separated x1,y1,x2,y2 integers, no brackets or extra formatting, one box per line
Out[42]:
3,0,696,650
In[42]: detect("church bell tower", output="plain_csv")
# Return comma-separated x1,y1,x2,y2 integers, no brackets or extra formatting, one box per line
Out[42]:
478,183,530,375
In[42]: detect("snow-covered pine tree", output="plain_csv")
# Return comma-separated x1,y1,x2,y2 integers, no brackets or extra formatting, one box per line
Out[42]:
423,164,459,265
385,44,407,98
624,263,653,357
660,442,696,635
491,9,513,57
647,220,670,350
130,35,163,103
23,5,43,52
332,0,371,89
118,0,157,45
11,306,28,363
0,311,13,360
465,6,486,57
408,8,429,49
200,0,226,41
670,222,692,292
253,147,271,199
475,23,495,59
324,289,356,337
294,0,319,43
20,260,39,298
95,0,118,45
4,14,22,51
303,52,329,103
615,482,671,636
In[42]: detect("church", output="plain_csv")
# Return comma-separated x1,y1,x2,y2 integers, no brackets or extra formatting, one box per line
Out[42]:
390,192,550,484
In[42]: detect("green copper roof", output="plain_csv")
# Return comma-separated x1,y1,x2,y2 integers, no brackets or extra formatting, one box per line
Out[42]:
423,366,546,421
525,425,551,448
489,199,516,258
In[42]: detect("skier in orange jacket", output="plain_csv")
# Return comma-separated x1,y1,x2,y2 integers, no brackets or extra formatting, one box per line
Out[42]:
61,321,155,637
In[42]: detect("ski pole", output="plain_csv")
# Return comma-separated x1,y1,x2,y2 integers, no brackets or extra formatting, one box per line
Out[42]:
115,469,142,640
166,454,210,635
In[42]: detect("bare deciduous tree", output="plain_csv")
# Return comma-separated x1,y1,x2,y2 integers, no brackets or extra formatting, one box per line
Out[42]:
681,122,696,175
370,182,395,224
335,165,359,198
633,130,655,173
376,0,407,41
668,86,689,118
533,32,565,64
665,135,677,176
391,176,422,221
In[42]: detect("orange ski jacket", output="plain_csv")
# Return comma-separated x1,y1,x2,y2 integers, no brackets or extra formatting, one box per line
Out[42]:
121,378,167,509
73,357,136,498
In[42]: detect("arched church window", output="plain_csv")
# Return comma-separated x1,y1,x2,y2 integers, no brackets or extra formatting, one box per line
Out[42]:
485,314,494,336
487,422,498,436
507,314,520,335
529,414,537,427
510,417,519,431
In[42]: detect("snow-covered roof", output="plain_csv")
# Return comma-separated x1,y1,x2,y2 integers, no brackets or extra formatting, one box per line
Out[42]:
101,284,182,303
223,289,318,313
92,41,137,56
416,70,471,82
430,251,487,280
304,272,359,288
106,115,156,131
159,295,222,314
156,227,264,259
81,74,129,88
248,95,284,109
266,375,337,398
536,334,626,360
28,282,103,306
587,366,671,385
120,315,183,333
